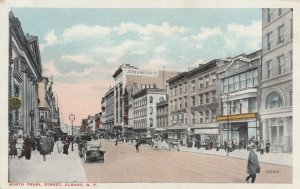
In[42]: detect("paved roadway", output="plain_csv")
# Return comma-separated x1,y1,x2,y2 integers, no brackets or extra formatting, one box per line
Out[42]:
82,140,292,183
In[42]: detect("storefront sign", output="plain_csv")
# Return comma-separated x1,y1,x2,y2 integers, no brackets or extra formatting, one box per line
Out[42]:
9,97,21,110
216,113,256,122
194,128,219,135
125,68,159,77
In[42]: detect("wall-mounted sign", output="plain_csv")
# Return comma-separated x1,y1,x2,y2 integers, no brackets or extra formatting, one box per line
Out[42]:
9,97,22,110
125,68,159,77
216,113,256,122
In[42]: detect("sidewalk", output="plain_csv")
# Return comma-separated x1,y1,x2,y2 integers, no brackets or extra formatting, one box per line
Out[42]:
179,146,292,166
114,140,292,166
8,143,87,183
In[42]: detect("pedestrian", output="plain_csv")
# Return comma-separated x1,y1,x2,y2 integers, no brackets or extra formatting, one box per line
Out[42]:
63,138,70,155
39,135,51,161
23,135,32,160
245,145,260,183
16,135,24,159
266,140,270,153
56,137,63,153
115,138,118,146
255,139,260,152
224,140,227,152
9,135,17,159
135,140,141,152
216,142,220,151
260,140,265,155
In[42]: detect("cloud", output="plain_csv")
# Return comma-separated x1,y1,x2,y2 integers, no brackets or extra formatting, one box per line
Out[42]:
191,27,222,41
43,60,61,78
60,54,95,65
114,22,187,37
155,46,166,53
40,30,58,51
224,20,262,50
140,58,172,70
62,24,111,40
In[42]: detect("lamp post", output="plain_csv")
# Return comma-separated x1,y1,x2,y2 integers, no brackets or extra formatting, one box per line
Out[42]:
69,113,75,151
29,110,34,136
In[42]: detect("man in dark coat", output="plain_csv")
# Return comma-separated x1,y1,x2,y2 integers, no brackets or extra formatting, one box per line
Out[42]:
245,145,260,183
40,136,51,161
23,135,32,160
63,138,70,155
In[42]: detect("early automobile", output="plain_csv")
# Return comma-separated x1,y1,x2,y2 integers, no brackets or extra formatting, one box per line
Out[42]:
81,141,105,163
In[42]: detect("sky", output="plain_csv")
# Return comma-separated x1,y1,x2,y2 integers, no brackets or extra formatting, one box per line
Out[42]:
11,8,262,126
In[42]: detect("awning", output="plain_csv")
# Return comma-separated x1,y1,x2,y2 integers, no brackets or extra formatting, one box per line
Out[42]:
167,126,189,130
155,128,167,132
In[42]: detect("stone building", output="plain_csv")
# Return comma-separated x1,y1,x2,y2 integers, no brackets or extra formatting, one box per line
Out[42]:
8,12,43,136
217,50,262,145
156,97,169,139
167,60,221,145
112,64,178,135
132,88,167,137
260,8,293,152
102,87,115,131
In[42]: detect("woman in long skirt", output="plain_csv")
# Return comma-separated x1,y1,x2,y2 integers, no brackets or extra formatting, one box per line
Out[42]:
63,138,70,155
23,135,32,160
16,135,24,159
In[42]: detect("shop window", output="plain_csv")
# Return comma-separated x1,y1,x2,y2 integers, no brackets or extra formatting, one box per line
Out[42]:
253,69,258,85
266,92,283,109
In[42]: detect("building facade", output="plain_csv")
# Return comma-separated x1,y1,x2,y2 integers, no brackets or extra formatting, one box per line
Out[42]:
9,12,43,136
132,88,167,137
167,60,221,145
217,50,262,145
156,98,169,139
112,64,178,135
102,88,115,131
260,8,293,152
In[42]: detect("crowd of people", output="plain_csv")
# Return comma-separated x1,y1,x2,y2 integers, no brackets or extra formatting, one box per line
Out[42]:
9,134,73,161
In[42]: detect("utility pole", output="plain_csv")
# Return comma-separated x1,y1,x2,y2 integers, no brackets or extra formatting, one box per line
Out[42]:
69,113,75,151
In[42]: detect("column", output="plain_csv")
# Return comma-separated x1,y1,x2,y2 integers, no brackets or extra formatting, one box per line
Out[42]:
261,119,267,142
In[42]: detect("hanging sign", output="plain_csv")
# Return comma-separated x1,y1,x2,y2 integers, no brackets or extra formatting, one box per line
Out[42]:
9,97,22,110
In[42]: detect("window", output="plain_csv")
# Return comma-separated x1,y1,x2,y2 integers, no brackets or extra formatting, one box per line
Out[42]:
205,111,210,123
211,74,216,85
170,100,172,110
267,8,273,23
267,60,273,78
199,94,203,105
266,92,283,109
199,118,203,124
174,87,177,96
191,80,195,91
184,96,187,107
290,50,293,70
191,96,195,107
289,91,293,106
290,19,293,39
212,109,216,123
174,99,177,110
192,113,195,124
278,25,285,44
278,55,285,75
170,88,173,97
205,93,210,104
278,8,282,16
205,76,210,87
233,100,240,114
184,83,187,92
149,107,153,114
211,91,216,102
149,118,153,127
223,78,228,93
199,78,203,89
149,96,153,103
248,98,257,112
179,98,182,109
267,32,273,50
234,75,240,90
253,69,258,85
246,70,254,87
240,73,246,89
228,77,234,92
179,85,182,94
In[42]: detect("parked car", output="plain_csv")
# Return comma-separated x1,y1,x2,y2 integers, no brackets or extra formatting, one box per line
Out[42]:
81,141,105,163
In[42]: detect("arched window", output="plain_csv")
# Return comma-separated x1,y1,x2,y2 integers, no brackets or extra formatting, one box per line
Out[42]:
149,107,153,114
149,118,153,127
266,92,283,109
149,96,153,103
159,97,164,102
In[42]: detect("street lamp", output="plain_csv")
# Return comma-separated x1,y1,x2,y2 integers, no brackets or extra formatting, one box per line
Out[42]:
29,110,34,136
69,113,75,151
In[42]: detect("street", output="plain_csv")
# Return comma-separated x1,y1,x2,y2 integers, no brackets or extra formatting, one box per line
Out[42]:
82,140,292,183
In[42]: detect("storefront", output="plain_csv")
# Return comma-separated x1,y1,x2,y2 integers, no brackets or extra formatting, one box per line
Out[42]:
217,113,260,144
194,128,220,145
167,126,188,144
